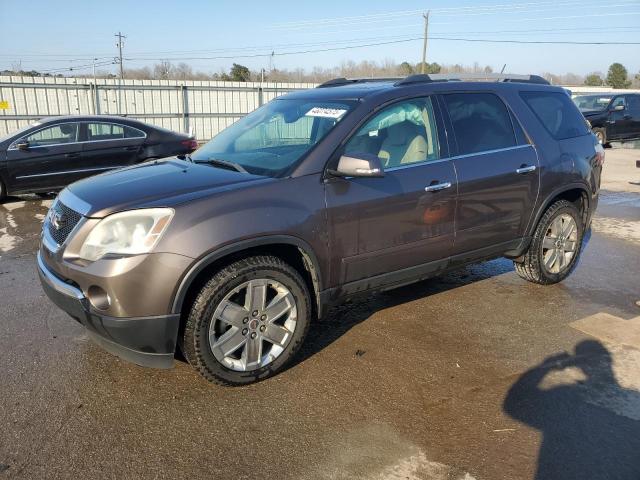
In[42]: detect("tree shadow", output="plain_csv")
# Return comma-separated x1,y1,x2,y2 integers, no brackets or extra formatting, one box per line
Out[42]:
504,339,640,479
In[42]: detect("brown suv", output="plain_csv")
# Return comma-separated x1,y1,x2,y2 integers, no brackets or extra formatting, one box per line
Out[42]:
38,73,604,385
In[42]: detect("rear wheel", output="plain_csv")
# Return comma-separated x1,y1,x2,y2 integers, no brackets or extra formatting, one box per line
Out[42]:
514,200,583,285
181,255,311,385
0,179,6,202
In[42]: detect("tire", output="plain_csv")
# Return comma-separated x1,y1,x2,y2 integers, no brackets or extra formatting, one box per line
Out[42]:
181,255,311,386
514,200,584,285
0,179,6,203
592,127,607,147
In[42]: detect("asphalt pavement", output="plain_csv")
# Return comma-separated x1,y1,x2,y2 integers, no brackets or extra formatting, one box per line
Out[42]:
1,148,639,480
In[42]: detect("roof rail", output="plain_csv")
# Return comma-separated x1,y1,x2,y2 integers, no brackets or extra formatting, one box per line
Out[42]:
317,77,401,88
394,73,550,86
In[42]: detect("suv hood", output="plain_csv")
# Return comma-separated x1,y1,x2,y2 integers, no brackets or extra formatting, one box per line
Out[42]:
63,157,271,217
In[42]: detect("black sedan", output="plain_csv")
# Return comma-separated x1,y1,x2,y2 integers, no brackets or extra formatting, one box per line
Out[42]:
0,115,197,201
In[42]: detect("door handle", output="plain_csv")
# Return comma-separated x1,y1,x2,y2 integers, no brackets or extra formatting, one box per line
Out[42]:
424,181,452,192
516,165,536,174
124,146,138,151
65,153,81,158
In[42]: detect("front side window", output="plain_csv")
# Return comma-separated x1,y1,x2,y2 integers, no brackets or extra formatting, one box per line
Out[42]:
611,96,626,109
521,91,589,140
192,99,355,177
344,97,440,168
572,95,612,112
88,123,145,140
21,123,79,147
443,93,516,155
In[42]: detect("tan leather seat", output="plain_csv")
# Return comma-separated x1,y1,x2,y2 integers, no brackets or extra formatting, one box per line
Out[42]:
378,122,428,167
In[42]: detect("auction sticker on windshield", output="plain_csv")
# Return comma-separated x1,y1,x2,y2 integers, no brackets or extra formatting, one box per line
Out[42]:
305,107,347,119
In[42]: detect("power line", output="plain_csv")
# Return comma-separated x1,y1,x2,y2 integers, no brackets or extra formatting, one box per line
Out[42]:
120,36,640,63
2,24,639,62
303,11,640,36
273,0,640,29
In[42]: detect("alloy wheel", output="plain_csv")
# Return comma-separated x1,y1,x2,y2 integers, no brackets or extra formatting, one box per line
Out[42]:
208,279,297,371
541,214,578,274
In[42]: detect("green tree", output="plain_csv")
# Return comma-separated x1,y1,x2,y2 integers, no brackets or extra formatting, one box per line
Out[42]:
606,63,631,89
399,61,414,76
584,74,604,87
230,63,251,82
415,62,441,74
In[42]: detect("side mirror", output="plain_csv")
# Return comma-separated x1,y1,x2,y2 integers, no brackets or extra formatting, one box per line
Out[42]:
611,104,625,112
329,152,385,178
16,141,29,151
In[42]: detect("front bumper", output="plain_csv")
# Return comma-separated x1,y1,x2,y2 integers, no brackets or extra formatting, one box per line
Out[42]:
37,252,179,369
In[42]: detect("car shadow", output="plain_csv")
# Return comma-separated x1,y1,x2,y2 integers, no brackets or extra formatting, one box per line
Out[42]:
295,257,515,365
503,339,640,479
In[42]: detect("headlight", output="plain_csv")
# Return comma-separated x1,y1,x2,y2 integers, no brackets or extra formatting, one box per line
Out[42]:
79,208,173,261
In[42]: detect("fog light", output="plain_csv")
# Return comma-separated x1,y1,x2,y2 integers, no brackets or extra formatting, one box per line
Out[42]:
87,285,110,311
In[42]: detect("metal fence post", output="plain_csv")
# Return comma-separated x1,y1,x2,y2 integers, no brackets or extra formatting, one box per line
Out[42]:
181,85,189,134
258,85,264,107
95,84,101,115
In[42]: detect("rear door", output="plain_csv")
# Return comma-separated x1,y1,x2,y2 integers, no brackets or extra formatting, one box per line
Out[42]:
607,96,631,140
440,92,539,258
80,122,146,174
6,122,83,191
625,95,640,139
325,96,457,289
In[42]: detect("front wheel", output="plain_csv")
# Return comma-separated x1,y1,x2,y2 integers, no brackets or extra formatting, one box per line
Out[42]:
181,255,311,386
514,200,583,285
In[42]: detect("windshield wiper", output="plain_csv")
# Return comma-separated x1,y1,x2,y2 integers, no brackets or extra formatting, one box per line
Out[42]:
198,158,247,174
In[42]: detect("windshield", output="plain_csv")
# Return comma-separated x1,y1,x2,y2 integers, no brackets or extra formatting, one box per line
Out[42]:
191,98,356,177
572,95,612,111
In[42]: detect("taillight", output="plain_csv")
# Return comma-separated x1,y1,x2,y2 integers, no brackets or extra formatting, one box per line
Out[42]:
594,142,605,166
181,138,198,152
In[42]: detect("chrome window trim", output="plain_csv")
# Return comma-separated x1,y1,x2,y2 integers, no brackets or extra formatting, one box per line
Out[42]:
384,144,534,173
86,121,146,141
7,120,147,151
9,121,81,150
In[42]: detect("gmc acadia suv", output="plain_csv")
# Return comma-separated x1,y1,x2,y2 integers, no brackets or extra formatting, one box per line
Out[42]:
38,73,604,385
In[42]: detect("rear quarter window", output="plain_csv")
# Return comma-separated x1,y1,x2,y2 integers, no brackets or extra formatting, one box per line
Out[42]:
520,91,589,140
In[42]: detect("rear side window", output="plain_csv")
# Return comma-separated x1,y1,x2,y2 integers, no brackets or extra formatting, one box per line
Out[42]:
443,93,516,155
520,91,588,140
87,123,145,141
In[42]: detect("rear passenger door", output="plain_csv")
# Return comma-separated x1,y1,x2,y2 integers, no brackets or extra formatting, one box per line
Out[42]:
440,92,539,258
81,122,146,174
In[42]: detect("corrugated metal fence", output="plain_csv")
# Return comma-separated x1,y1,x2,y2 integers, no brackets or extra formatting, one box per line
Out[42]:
0,76,317,142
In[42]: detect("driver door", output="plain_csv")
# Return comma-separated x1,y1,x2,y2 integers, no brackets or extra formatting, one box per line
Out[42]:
6,122,82,192
325,96,457,292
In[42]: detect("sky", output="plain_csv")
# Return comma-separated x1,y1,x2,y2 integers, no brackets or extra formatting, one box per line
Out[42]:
1,0,639,77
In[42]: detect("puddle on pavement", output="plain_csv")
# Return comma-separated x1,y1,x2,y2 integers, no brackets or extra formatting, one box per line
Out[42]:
0,196,54,256
599,190,640,208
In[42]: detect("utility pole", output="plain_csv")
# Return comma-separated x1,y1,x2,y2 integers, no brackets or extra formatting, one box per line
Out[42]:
115,32,126,79
420,11,430,74
115,32,126,115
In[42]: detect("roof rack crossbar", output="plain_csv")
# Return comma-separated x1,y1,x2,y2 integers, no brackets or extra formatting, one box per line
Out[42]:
317,73,550,89
394,73,549,86
317,77,402,88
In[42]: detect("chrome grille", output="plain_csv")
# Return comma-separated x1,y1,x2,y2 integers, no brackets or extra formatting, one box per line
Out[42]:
47,201,82,246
